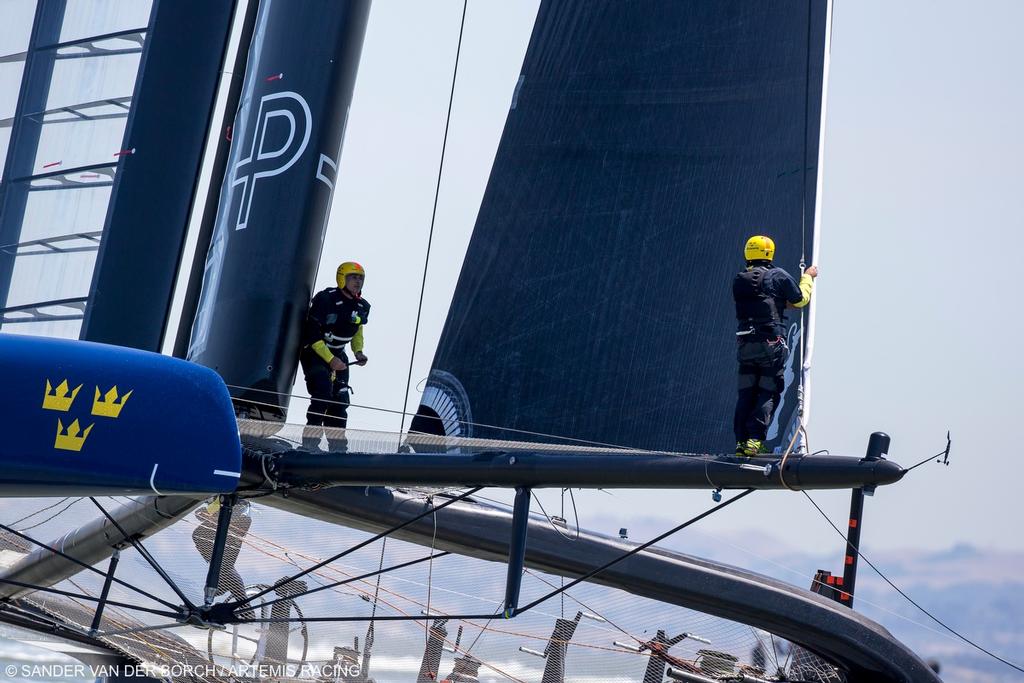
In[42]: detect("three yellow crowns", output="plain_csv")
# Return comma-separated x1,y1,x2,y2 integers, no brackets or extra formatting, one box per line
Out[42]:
42,379,132,452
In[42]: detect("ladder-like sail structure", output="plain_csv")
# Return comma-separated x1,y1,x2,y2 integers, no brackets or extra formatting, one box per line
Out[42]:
416,0,828,453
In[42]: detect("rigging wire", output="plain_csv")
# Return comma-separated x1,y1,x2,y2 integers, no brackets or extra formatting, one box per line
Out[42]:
188,501,525,680
399,0,469,434
0,576,181,620
710,526,961,647
73,495,772,675
88,498,196,611
530,490,579,542
231,490,757,625
226,487,481,609
370,537,386,620
227,385,667,453
14,498,82,532
0,520,180,612
802,490,1024,675
235,393,785,474
425,498,438,647
517,489,755,614
523,568,637,645
7,497,71,529
10,501,538,678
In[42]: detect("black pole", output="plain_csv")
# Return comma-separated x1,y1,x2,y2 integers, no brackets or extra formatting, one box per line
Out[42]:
88,549,120,636
264,450,906,491
203,494,236,606
503,486,531,617
841,432,889,608
841,489,864,608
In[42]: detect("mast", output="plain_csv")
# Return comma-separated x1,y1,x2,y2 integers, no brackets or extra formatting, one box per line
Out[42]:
186,0,371,420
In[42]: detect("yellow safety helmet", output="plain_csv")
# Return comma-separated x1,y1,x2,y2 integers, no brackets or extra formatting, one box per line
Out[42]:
744,235,775,262
336,261,366,289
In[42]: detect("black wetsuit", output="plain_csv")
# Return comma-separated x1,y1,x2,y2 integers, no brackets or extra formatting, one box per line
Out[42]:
732,263,804,445
299,287,370,432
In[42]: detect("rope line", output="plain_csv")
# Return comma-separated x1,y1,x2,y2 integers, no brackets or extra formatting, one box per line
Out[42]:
803,491,1024,675
8,497,71,529
531,490,579,542
399,0,469,434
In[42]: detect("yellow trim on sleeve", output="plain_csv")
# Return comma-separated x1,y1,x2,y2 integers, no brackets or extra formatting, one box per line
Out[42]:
311,340,334,364
792,273,814,308
350,326,364,354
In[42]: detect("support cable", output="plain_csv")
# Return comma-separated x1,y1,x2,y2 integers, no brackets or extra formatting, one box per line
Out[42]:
88,498,196,611
516,489,755,613
0,520,180,612
8,497,70,529
524,568,636,645
227,487,482,609
399,0,469,433
13,497,81,532
370,537,387,618
531,490,579,542
0,577,181,619
803,491,1024,675
425,500,437,646
233,488,755,624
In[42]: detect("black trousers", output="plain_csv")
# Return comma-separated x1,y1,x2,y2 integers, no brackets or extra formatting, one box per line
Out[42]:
301,349,350,429
733,337,788,443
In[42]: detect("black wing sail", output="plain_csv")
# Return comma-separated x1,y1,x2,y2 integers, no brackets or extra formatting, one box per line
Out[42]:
416,0,828,452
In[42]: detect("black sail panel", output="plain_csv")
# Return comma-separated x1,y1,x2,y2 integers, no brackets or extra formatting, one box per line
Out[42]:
417,1,828,452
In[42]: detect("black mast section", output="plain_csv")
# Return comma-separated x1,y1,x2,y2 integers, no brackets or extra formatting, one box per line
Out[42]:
186,0,371,420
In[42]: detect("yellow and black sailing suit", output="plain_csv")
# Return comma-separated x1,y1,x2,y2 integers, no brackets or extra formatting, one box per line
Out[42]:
300,287,370,433
732,262,812,445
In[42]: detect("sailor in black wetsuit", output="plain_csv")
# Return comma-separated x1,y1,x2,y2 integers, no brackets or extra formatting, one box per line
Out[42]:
733,236,817,456
300,261,370,450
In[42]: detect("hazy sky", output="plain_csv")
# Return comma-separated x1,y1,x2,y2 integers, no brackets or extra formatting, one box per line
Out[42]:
297,0,1024,555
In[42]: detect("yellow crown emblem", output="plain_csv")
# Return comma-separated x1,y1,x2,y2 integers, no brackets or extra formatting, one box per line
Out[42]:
92,386,132,418
42,379,82,412
55,418,93,452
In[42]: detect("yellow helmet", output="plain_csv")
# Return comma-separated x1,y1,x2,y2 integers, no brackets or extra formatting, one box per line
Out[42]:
336,261,365,289
744,235,775,262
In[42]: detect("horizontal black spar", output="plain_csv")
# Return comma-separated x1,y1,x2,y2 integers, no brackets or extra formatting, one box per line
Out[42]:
248,450,904,491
